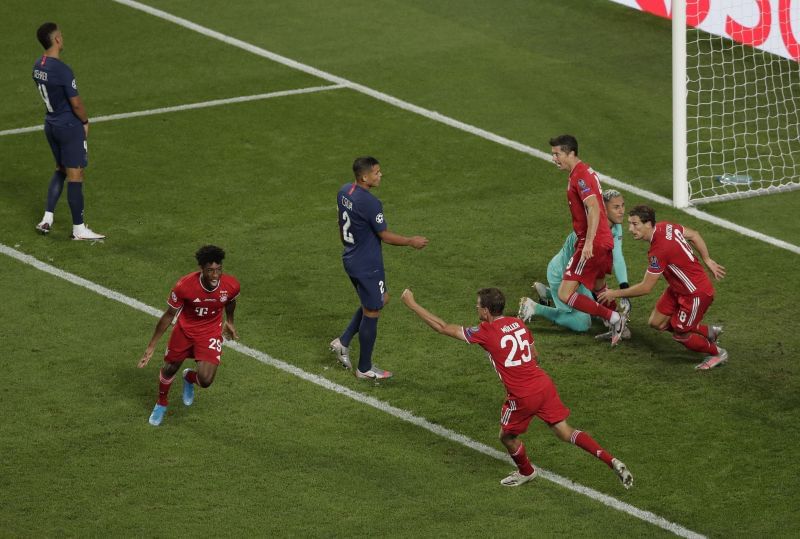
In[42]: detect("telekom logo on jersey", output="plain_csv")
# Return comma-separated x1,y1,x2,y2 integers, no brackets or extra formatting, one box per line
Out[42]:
610,0,800,61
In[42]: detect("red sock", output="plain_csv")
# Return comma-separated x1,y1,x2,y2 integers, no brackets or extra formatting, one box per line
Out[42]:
571,430,614,467
692,324,709,338
185,369,198,385
509,443,535,476
157,370,176,406
593,286,617,312
673,332,718,355
569,293,614,320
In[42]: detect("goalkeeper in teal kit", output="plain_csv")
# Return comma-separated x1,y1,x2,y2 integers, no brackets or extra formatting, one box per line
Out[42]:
519,190,631,338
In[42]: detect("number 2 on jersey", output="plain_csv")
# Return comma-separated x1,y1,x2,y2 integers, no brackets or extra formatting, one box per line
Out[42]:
500,328,532,367
341,210,355,244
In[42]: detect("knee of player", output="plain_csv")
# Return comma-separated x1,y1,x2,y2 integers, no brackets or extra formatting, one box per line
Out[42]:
647,317,668,331
671,332,690,343
499,431,517,447
197,376,214,388
575,318,591,332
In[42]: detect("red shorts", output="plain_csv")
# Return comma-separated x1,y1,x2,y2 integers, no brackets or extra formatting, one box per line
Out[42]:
562,244,613,289
499,377,570,435
655,287,714,333
164,324,223,365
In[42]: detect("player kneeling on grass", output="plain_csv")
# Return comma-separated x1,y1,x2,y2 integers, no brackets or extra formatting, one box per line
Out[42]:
138,245,240,426
597,205,726,371
401,287,632,489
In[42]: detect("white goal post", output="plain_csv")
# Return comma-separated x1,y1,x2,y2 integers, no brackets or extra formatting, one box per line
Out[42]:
672,0,800,207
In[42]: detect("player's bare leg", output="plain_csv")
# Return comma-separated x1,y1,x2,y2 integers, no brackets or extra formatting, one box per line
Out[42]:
549,420,632,489
182,361,219,406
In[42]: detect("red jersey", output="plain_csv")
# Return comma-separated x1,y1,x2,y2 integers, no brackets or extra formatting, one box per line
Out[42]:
462,316,551,398
167,272,241,338
647,222,714,296
567,162,614,250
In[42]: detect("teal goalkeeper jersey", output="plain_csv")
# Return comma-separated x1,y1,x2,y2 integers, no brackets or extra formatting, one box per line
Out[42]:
547,224,628,286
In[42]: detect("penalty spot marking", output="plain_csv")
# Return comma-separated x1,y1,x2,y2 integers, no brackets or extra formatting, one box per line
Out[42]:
0,243,705,539
0,84,345,137
112,0,800,256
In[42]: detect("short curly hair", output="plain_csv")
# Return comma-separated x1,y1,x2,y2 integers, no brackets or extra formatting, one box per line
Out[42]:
195,245,225,266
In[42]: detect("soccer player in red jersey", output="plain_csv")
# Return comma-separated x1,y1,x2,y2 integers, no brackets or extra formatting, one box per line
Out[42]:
401,287,632,489
549,135,629,345
137,245,241,425
598,205,727,370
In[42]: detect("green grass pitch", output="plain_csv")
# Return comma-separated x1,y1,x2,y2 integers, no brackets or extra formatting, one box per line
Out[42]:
1,1,798,536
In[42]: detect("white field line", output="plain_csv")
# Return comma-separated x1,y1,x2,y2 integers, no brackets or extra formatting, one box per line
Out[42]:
0,84,345,136
111,0,800,256
0,243,704,539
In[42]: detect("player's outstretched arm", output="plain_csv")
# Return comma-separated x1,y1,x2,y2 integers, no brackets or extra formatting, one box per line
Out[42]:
683,226,726,280
378,230,429,250
223,300,239,341
401,289,466,341
598,271,660,303
137,307,178,368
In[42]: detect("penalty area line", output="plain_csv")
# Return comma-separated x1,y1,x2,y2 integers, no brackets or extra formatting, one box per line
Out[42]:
0,84,345,136
0,243,705,539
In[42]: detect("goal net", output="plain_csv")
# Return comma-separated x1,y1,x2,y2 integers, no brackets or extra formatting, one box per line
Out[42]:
678,0,800,206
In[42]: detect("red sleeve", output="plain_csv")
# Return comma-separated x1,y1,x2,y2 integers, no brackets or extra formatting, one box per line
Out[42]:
227,276,241,302
167,279,184,309
647,243,666,275
463,322,488,345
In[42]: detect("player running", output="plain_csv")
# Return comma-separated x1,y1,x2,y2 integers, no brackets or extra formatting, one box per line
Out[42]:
138,245,240,425
401,287,632,489
598,205,726,370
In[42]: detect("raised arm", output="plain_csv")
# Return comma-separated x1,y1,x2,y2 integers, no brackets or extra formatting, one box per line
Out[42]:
400,289,467,341
682,226,726,280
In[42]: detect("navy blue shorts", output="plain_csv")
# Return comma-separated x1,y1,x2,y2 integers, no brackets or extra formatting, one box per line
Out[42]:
349,271,386,311
44,122,88,169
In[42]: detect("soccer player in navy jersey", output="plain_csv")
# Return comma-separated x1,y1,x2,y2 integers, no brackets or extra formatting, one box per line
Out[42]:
330,157,428,379
32,22,104,240
401,287,632,488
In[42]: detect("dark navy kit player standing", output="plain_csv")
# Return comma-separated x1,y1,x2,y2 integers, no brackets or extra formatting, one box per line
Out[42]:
33,22,104,240
330,157,428,379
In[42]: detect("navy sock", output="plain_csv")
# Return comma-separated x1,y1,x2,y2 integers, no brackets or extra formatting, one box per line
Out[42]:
45,170,66,212
357,315,379,373
340,308,363,347
66,182,84,225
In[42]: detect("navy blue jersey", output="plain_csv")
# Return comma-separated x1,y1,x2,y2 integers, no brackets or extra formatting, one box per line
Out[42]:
337,182,387,276
32,56,80,127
